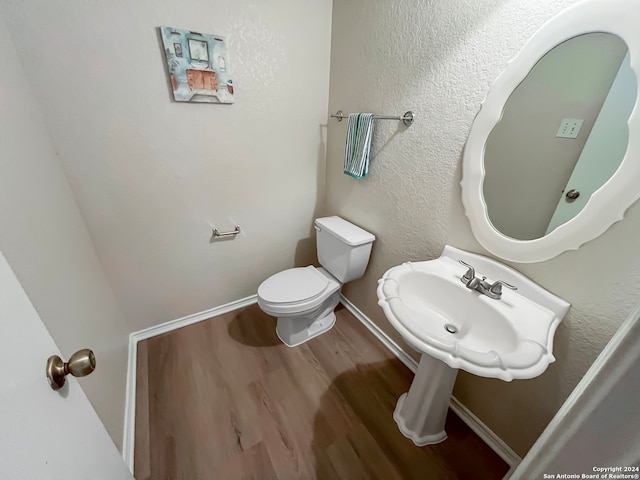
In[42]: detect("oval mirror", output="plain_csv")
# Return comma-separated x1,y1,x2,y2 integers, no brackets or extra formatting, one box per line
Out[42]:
484,33,635,241
461,0,640,262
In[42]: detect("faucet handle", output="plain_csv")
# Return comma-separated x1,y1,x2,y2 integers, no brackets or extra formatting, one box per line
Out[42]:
489,280,517,296
458,260,475,282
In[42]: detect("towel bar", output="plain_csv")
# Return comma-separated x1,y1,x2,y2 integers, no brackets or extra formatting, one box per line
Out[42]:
331,110,414,126
212,225,241,238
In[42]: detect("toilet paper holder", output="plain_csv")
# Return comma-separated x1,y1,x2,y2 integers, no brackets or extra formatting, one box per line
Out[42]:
212,225,241,238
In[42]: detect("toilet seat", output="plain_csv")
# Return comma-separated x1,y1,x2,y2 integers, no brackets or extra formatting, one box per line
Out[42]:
257,266,340,315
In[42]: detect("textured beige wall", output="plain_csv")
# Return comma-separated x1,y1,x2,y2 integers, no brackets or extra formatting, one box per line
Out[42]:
0,15,130,448
327,0,640,456
0,0,332,331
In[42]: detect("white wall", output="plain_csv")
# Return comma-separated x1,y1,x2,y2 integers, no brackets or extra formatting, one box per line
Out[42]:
0,0,332,330
327,0,640,456
0,15,130,448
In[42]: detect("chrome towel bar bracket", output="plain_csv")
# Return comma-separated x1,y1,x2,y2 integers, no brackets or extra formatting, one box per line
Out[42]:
212,225,241,238
331,110,415,126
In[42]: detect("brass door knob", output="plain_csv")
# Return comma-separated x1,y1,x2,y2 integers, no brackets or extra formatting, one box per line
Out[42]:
46,349,96,391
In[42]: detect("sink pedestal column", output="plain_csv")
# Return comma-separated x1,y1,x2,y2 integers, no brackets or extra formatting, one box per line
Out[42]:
393,353,458,446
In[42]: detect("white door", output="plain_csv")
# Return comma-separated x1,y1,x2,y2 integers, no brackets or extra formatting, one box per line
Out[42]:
0,251,133,479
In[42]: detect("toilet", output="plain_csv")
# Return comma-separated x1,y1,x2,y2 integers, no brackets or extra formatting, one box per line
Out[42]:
257,216,375,347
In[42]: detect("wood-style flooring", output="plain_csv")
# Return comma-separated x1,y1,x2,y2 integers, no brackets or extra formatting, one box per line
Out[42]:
134,303,509,479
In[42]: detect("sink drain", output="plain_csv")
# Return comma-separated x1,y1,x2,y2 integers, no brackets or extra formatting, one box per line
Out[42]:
444,324,458,334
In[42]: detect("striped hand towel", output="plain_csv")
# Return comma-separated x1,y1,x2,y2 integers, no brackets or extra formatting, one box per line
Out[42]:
344,113,374,179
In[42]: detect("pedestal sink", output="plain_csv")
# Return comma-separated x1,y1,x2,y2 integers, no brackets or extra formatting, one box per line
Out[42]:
377,245,570,446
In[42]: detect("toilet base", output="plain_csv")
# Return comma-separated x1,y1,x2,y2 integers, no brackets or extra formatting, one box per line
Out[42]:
276,311,336,347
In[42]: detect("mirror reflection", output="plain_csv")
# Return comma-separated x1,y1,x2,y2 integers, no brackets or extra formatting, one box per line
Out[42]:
483,33,637,241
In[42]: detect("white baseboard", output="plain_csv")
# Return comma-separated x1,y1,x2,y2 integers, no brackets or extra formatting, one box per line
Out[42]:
121,295,258,470
129,295,258,342
339,295,418,372
122,331,137,471
339,295,522,470
122,293,521,473
448,397,521,471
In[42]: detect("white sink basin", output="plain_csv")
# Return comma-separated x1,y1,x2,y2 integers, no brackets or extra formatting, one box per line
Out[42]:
377,245,570,381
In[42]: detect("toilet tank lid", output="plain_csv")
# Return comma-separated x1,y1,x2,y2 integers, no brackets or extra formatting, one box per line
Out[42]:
315,216,375,246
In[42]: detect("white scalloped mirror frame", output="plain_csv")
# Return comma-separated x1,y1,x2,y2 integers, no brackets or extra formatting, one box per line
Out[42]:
461,0,640,263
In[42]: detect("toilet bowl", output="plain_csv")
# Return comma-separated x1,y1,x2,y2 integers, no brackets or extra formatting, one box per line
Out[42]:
258,267,341,346
257,216,375,347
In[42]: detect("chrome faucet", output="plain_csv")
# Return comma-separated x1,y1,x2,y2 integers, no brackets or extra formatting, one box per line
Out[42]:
459,260,517,300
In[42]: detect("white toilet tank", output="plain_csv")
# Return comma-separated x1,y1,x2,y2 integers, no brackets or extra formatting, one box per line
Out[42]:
314,216,375,283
